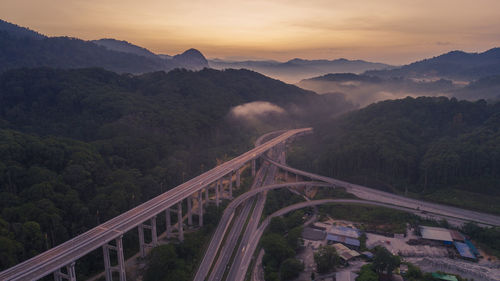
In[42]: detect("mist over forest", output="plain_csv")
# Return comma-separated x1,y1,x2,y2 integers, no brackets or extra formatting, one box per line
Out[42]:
1,16,500,281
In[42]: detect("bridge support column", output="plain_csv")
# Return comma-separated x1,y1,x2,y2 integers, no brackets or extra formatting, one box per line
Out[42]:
54,262,76,281
236,169,241,188
102,236,127,281
187,195,193,226
198,190,203,227
116,236,126,281
252,159,256,176
296,174,298,182
219,178,223,199
285,170,288,181
138,216,158,258
138,224,146,258
205,186,209,204
177,201,184,242
151,216,158,246
229,172,233,199
215,180,220,207
281,143,286,164
103,243,112,281
165,208,172,238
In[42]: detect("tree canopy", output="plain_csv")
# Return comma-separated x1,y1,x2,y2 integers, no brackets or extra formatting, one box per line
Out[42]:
289,96,500,214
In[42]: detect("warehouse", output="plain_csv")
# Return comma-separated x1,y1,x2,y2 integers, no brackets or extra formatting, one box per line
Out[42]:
327,226,360,239
332,243,360,262
326,234,360,248
453,241,476,260
419,226,453,244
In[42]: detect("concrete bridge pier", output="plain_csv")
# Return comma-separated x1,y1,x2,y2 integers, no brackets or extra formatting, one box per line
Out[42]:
165,208,172,238
177,201,184,241
138,216,158,258
187,196,193,226
229,172,233,198
251,159,256,176
205,186,209,204
215,180,220,207
236,169,241,188
198,190,203,227
53,262,76,281
102,236,126,281
281,143,286,164
285,170,288,181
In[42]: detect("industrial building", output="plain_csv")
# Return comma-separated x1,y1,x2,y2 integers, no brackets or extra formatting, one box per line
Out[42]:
326,234,360,248
453,241,476,260
419,226,453,244
419,225,477,261
302,227,326,241
332,243,360,262
327,226,360,239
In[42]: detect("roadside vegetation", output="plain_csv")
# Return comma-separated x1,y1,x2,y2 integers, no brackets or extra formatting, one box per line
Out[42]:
288,97,500,215
462,222,500,258
263,188,305,217
0,65,354,273
318,204,421,234
142,204,225,281
314,245,340,273
260,210,305,281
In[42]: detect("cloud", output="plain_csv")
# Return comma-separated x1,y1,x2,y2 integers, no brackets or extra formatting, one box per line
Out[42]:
230,101,285,119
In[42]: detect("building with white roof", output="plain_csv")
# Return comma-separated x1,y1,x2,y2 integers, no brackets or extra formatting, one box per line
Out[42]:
419,226,453,244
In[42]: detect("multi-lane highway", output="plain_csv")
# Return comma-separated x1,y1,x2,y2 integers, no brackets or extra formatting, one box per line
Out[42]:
201,129,500,281
0,128,311,281
197,129,300,281
226,149,279,281
207,162,268,281
3,127,499,281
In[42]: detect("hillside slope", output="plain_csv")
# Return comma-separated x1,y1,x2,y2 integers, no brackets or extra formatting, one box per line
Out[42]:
288,97,500,214
365,48,500,80
0,19,208,73
0,67,352,272
0,19,45,39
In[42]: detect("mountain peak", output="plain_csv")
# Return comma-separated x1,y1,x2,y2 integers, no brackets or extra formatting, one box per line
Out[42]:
173,48,208,70
181,48,204,57
0,19,46,39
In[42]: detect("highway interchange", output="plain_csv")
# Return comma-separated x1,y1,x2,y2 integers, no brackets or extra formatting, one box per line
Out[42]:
1,127,500,281
196,129,500,281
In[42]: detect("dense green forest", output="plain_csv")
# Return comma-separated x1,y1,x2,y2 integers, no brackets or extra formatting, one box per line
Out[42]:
0,19,210,74
289,96,500,214
0,67,351,271
261,211,306,281
0,31,166,74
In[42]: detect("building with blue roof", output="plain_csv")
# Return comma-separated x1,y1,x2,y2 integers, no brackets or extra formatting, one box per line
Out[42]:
465,239,480,256
326,234,360,248
453,241,476,260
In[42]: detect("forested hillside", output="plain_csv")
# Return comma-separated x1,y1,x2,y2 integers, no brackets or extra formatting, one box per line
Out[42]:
288,97,500,213
365,48,500,80
0,67,352,270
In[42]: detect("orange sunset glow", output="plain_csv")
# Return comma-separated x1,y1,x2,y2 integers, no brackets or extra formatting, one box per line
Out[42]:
1,0,500,64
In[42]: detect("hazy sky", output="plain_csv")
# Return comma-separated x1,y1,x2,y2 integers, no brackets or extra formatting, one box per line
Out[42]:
2,0,500,64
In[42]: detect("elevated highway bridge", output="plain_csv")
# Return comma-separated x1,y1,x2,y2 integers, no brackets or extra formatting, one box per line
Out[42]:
2,128,499,281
